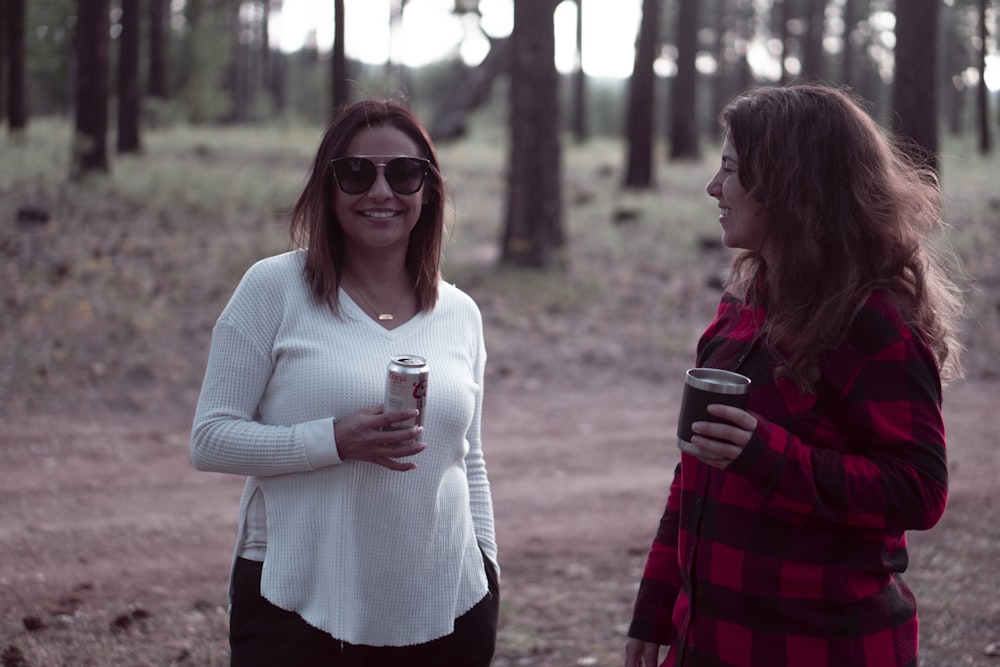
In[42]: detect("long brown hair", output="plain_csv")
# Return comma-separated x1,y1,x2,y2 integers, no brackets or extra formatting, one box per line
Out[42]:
288,98,445,314
719,82,964,388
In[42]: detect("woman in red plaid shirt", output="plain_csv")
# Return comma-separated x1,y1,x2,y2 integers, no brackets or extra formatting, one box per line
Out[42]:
624,82,965,667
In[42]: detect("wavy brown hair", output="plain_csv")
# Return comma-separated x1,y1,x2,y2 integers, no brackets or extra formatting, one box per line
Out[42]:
719,82,964,389
288,98,445,314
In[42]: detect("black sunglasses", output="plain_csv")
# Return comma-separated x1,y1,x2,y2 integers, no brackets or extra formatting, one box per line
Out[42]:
331,156,431,195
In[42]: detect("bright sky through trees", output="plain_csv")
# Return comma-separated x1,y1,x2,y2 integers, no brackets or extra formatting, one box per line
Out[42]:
273,0,999,89
273,0,641,78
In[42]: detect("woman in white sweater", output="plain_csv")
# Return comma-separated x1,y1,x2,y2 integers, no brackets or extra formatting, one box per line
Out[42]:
191,98,499,666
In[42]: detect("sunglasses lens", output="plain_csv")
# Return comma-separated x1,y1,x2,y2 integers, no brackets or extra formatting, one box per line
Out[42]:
384,157,429,194
332,157,429,195
333,157,376,194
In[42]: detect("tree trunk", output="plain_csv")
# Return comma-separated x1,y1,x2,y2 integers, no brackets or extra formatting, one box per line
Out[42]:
892,0,939,173
5,0,27,133
429,38,510,141
841,0,858,86
261,0,271,106
777,0,790,83
228,0,248,122
570,0,587,143
118,0,141,153
709,0,754,138
502,0,563,268
74,0,111,176
623,0,660,188
976,0,991,154
669,0,700,160
271,49,286,113
148,0,169,98
710,0,727,139
0,2,7,128
331,0,348,113
801,0,826,81
736,0,753,92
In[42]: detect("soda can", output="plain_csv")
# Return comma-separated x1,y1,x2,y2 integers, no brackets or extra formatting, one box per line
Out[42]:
383,355,429,429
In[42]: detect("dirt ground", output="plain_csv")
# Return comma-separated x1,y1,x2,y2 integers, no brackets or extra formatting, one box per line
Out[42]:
2,148,999,665
1,327,999,667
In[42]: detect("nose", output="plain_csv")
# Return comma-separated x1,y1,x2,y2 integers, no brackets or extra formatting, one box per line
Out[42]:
366,166,394,198
706,171,722,198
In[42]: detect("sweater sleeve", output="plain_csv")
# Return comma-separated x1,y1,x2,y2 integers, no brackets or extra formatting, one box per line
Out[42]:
464,302,498,571
190,258,342,477
628,463,683,646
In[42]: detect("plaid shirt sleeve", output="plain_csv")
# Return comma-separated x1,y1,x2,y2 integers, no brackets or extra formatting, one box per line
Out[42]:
728,295,947,532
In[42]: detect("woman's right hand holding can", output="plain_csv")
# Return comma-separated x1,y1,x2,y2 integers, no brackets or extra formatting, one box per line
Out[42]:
334,404,427,471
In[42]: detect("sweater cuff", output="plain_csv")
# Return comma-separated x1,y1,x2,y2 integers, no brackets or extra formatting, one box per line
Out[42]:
303,417,343,468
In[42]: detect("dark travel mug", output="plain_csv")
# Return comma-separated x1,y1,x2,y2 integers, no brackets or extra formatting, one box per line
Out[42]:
676,368,751,444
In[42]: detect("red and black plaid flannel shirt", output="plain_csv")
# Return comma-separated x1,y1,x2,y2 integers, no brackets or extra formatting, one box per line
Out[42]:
629,290,947,667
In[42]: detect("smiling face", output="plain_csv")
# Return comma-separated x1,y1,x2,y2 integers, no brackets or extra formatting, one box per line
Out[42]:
333,124,426,258
705,135,771,260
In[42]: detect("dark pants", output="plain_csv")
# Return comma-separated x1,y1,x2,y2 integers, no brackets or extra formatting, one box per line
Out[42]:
230,555,500,667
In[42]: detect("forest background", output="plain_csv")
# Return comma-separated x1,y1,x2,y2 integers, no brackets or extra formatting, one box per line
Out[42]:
2,1,1000,666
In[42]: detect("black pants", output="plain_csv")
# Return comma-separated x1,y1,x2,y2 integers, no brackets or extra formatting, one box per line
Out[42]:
230,555,500,667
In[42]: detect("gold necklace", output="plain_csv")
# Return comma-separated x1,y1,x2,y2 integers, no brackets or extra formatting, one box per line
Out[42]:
345,275,406,321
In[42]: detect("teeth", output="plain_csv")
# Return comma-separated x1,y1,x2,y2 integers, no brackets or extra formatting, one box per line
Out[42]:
363,211,398,219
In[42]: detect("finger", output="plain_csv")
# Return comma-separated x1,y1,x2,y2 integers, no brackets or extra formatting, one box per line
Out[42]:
375,456,419,472
379,409,420,430
706,403,757,430
380,440,427,457
380,425,424,446
677,437,732,461
693,420,752,449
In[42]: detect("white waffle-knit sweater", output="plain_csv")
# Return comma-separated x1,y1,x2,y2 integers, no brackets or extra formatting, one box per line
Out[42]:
190,250,497,646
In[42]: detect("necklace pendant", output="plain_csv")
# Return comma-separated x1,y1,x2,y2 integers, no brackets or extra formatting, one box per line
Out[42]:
378,313,394,321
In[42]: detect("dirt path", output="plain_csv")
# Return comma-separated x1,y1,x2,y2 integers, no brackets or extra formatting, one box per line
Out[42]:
1,371,997,666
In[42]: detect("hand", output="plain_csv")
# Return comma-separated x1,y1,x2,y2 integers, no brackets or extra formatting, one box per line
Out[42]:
624,638,660,666
334,404,427,471
677,403,757,470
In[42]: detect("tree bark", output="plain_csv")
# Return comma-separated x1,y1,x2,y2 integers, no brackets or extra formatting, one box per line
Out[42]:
502,0,563,268
5,0,28,133
892,0,939,173
976,0,991,154
148,0,169,98
669,0,700,160
623,0,660,188
0,1,7,128
229,0,246,122
118,0,142,153
331,0,348,113
570,0,587,143
801,0,826,82
777,0,790,83
74,0,111,176
429,38,509,141
841,0,859,86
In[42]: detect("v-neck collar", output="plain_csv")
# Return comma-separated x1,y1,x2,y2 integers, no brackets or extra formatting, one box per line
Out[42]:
338,288,425,336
